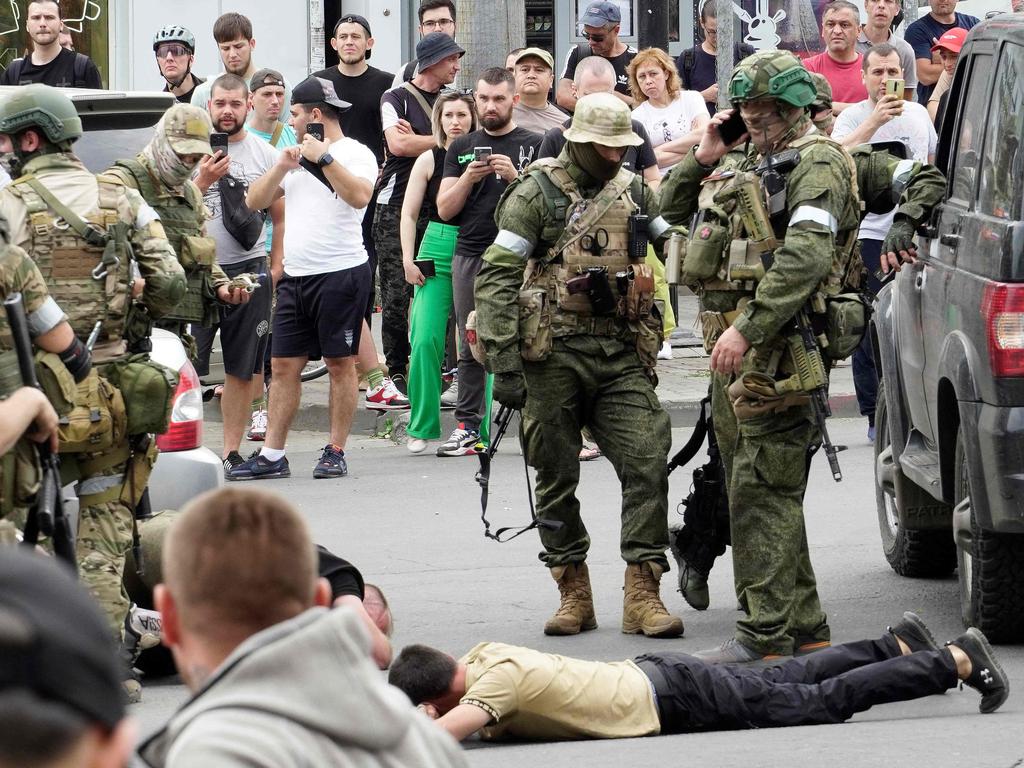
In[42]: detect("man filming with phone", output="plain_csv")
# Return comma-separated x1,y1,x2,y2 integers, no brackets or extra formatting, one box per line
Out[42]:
240,76,379,480
831,42,935,443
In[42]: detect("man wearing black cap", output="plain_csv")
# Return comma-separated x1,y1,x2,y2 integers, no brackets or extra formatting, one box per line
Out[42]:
241,76,379,481
0,549,135,768
374,31,464,392
556,0,638,112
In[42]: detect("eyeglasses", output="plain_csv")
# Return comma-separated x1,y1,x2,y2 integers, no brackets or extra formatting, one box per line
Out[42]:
156,43,189,58
422,18,455,30
582,32,606,42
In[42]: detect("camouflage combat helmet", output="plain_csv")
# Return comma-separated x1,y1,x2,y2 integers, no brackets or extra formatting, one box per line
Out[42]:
563,92,643,147
728,50,817,109
161,103,213,156
0,84,82,147
808,72,833,111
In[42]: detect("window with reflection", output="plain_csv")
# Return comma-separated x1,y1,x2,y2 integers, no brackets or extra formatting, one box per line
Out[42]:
978,43,1024,220
948,53,992,204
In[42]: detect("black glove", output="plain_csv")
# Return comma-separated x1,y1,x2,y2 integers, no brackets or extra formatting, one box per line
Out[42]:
493,371,527,410
880,219,917,263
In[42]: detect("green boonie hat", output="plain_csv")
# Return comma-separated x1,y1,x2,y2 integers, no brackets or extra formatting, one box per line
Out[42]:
162,103,213,155
0,83,82,146
728,49,816,109
808,72,832,110
563,92,642,148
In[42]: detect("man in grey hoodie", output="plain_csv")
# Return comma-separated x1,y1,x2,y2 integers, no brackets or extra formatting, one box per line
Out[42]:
137,487,467,768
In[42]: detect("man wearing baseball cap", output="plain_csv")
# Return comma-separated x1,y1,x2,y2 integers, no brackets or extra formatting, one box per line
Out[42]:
511,47,567,133
927,26,967,124
556,1,638,113
903,0,978,102
0,549,135,767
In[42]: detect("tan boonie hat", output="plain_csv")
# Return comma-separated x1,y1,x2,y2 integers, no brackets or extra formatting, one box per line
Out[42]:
563,92,642,147
163,103,213,155
514,47,554,70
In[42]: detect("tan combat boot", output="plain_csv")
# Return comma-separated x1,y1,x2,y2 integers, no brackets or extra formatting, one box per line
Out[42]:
622,562,685,638
544,562,598,636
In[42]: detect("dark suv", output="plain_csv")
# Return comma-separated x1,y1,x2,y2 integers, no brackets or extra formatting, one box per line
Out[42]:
872,14,1024,642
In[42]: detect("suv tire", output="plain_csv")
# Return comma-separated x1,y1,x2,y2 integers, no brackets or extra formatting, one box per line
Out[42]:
874,384,955,577
954,430,1024,641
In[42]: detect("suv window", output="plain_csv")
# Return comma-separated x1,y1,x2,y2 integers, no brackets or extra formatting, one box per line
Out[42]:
978,43,1024,221
948,53,992,205
75,127,154,174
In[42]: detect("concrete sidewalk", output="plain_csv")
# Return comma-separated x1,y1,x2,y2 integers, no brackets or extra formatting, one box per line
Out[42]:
204,294,862,435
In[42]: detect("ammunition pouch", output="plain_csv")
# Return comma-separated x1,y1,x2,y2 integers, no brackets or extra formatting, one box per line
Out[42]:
34,351,78,417
728,371,810,421
123,303,154,355
1,440,42,518
163,235,219,326
683,219,731,282
698,306,745,354
101,355,178,436
634,300,664,380
517,288,553,362
823,293,869,362
58,369,123,454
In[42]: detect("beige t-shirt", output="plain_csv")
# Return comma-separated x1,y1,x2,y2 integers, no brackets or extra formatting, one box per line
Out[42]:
459,642,661,740
513,102,568,135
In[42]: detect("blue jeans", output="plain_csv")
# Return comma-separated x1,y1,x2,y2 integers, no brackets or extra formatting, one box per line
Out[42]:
853,239,882,423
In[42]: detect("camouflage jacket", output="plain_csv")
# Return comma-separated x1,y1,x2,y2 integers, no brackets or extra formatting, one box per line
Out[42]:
475,152,670,375
0,243,66,356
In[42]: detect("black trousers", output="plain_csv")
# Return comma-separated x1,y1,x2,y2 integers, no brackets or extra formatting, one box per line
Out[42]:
636,635,957,734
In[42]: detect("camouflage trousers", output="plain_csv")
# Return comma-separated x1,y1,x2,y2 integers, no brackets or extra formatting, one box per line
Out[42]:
711,370,830,656
522,335,672,568
372,204,427,377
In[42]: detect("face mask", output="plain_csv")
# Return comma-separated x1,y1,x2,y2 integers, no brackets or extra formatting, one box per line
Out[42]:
0,151,21,179
143,118,199,189
567,141,622,183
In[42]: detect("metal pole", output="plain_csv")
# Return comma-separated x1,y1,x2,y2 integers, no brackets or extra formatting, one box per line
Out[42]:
716,0,735,110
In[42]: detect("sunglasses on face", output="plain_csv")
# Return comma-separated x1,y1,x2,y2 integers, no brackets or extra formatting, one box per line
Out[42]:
582,32,606,42
157,43,189,58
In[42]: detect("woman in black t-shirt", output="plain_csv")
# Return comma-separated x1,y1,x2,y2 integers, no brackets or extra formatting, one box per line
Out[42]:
400,90,478,454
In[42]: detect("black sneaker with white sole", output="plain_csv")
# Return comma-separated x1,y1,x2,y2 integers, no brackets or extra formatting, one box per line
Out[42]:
222,451,244,479
226,451,291,481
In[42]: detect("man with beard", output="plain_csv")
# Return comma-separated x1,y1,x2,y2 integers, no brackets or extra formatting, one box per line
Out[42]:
105,103,249,360
472,92,683,638
153,25,205,104
192,74,283,478
0,0,101,87
190,13,290,124
435,67,542,456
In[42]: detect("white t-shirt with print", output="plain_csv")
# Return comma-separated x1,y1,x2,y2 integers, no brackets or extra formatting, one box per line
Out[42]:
280,136,378,276
632,91,707,175
832,99,937,242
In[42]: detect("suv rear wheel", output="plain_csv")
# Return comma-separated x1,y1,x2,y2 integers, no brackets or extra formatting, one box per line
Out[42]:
954,430,1024,641
874,384,955,576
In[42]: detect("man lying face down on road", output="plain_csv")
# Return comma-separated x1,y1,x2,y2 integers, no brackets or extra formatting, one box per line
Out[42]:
388,613,1009,742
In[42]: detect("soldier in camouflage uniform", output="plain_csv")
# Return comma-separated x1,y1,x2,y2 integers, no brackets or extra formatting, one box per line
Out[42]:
475,93,685,639
105,102,249,361
668,68,946,613
0,85,186,671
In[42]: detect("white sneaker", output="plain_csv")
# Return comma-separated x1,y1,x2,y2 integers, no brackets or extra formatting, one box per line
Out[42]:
657,341,673,360
408,438,428,454
366,377,411,410
246,409,268,440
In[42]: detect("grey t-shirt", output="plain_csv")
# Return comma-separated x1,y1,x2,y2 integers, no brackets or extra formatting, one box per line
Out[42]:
200,131,281,266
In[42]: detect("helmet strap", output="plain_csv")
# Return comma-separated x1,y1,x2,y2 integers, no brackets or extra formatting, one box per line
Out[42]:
159,56,193,90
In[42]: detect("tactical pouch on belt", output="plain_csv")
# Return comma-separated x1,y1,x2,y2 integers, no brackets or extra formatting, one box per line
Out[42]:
625,263,656,322
823,293,869,362
728,371,810,421
682,220,730,282
34,351,77,417
102,355,178,435
634,301,664,379
121,437,159,508
518,288,553,361
165,235,218,325
1,440,42,518
58,369,121,454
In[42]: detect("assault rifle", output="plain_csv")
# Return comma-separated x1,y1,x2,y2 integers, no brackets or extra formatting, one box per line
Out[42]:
3,293,76,565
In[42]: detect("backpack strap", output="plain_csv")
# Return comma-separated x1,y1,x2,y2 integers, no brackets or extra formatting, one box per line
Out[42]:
7,57,25,84
73,52,89,87
681,48,696,90
403,59,418,83
400,81,433,123
269,122,284,147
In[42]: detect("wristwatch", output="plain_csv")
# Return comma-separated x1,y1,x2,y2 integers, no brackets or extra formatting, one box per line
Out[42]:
317,152,334,168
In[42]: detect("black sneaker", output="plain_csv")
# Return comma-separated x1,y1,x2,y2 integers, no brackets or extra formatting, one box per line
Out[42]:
390,373,408,395
313,444,348,479
222,451,244,479
951,628,1009,714
888,611,940,654
226,451,290,481
691,638,787,664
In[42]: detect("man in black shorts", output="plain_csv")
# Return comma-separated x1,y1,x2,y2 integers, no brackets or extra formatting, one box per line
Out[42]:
239,76,378,480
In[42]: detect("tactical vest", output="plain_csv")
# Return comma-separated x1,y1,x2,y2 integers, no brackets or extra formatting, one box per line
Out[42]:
7,174,133,349
109,158,217,325
523,159,645,337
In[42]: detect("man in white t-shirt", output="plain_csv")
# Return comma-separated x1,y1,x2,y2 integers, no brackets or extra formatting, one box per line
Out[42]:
240,76,379,480
832,42,937,442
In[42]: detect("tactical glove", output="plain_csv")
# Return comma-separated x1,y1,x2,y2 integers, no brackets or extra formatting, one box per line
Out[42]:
493,371,527,410
881,219,917,263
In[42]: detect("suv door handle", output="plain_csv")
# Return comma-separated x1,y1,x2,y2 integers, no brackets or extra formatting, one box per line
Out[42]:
940,233,960,247
915,272,926,291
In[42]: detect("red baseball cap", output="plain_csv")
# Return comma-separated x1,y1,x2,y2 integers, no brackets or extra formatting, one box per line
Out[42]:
931,27,968,54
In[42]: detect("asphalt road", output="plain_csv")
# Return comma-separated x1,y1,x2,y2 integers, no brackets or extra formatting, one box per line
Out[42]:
131,418,1024,768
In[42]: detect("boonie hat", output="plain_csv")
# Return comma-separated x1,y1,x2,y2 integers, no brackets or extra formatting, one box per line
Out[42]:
513,47,555,70
163,103,213,155
0,549,124,729
580,1,621,27
290,75,352,111
931,27,968,54
416,31,466,70
563,92,642,147
250,67,286,93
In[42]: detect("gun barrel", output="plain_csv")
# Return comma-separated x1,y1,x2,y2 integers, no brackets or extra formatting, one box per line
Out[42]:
3,294,39,387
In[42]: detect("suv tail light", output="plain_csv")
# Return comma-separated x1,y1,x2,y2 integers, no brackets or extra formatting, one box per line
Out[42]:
982,282,1024,376
156,360,203,452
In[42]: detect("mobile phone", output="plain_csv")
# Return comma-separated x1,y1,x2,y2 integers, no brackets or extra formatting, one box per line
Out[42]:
885,78,904,97
306,122,325,142
718,111,748,145
413,258,436,278
473,146,492,163
209,131,229,155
